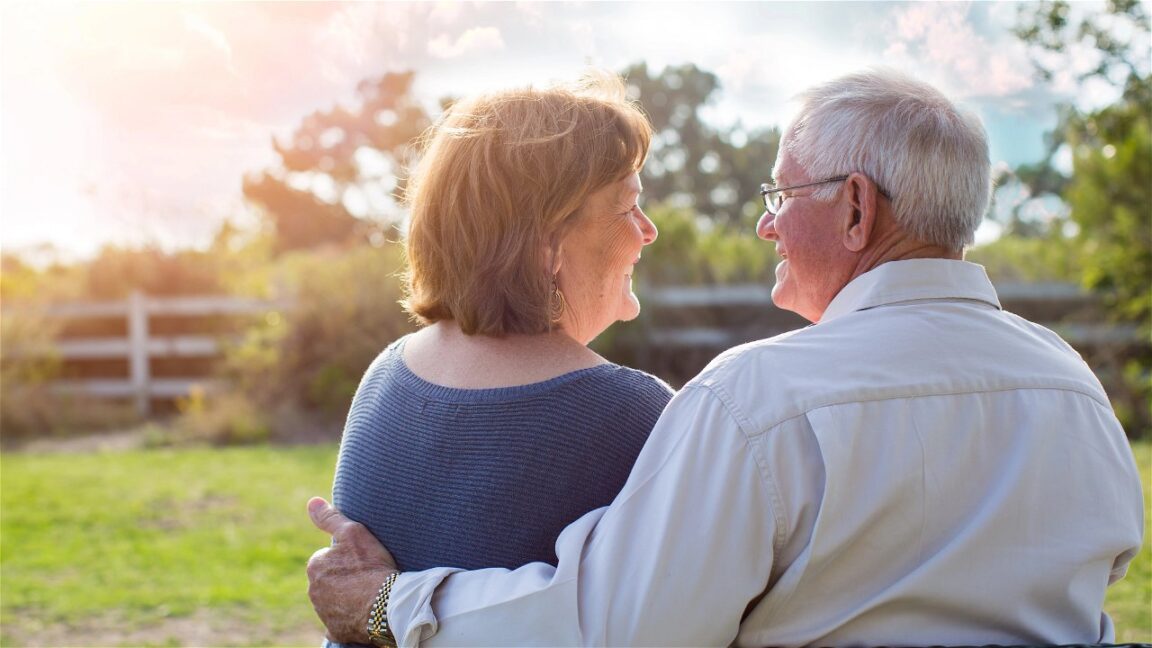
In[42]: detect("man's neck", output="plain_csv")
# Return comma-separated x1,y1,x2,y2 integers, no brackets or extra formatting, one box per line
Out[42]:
850,230,962,283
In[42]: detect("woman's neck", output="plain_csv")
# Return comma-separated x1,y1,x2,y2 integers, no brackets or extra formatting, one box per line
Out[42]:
401,321,606,389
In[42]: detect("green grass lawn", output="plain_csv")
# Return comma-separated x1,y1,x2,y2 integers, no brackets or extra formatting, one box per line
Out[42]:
1108,439,1152,641
0,444,338,647
1,441,1149,646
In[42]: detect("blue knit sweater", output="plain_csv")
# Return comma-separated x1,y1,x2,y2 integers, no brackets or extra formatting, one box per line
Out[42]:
331,336,674,573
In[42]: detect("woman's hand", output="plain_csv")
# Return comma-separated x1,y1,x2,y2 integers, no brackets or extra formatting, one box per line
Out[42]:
306,497,399,644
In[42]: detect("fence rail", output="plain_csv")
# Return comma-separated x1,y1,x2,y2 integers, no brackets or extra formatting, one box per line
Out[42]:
640,281,1138,349
7,282,1143,419
632,280,1145,389
27,291,286,416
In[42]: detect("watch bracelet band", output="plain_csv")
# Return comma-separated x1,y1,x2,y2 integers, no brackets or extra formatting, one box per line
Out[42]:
366,572,400,647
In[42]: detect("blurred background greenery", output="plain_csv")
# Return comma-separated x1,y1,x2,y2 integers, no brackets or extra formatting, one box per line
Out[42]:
1,1,1149,645
2,2,1147,443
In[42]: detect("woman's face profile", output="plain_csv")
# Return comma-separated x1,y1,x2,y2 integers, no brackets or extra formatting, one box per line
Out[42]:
556,172,658,343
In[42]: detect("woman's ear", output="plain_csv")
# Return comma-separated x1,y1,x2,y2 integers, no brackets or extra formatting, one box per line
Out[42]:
546,244,564,276
843,173,878,252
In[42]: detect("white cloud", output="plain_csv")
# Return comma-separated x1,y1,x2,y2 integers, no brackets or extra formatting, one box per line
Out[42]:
315,4,422,92
566,19,597,61
427,27,505,59
181,11,232,61
0,1,1078,256
884,3,1032,100
514,1,547,28
428,2,463,27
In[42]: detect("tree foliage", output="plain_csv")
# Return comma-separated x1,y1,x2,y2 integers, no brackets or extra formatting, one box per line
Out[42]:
995,0,1150,237
246,64,778,251
621,63,779,228
966,231,1084,284
243,71,431,253
1011,0,1151,434
1063,78,1152,325
218,243,415,439
0,251,83,303
634,203,778,287
1013,0,1150,85
84,246,226,298
1,245,230,302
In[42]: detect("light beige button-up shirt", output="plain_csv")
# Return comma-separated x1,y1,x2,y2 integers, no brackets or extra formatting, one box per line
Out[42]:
390,259,1144,647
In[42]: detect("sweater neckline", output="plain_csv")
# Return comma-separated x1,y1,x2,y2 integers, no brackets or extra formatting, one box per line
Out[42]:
385,336,617,403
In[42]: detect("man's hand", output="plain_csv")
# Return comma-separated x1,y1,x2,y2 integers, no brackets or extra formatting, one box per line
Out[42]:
306,497,399,644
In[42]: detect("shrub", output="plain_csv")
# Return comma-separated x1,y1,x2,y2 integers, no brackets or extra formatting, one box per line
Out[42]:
0,307,144,442
635,202,777,286
216,242,416,442
145,388,270,447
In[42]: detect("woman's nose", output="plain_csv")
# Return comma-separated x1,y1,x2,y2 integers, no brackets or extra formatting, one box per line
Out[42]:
638,208,658,245
756,210,777,241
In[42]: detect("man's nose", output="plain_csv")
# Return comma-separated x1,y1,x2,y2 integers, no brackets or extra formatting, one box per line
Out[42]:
756,210,777,241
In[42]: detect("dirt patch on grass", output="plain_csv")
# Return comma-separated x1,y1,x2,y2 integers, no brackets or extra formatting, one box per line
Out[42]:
6,429,150,455
2,416,341,455
2,609,325,647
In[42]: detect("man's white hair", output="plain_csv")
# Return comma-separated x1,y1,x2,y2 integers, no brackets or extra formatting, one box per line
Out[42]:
782,68,991,251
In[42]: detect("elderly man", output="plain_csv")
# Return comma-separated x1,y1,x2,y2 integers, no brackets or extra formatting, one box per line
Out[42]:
306,69,1144,646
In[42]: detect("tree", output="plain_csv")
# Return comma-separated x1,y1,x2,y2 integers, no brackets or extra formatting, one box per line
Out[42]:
1013,0,1149,85
994,0,1150,238
1063,77,1151,324
83,245,225,298
244,71,431,253
1012,0,1151,435
1061,78,1151,433
989,104,1076,238
620,63,779,228
249,64,778,248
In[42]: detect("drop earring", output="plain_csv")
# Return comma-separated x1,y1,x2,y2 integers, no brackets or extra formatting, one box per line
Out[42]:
549,274,567,323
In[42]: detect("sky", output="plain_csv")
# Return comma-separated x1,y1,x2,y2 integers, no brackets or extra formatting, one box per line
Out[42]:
0,1,1134,260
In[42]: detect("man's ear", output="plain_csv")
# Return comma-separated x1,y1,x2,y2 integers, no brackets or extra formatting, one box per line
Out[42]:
843,173,878,252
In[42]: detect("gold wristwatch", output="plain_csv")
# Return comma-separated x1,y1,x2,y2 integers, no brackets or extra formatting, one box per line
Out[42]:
366,572,399,647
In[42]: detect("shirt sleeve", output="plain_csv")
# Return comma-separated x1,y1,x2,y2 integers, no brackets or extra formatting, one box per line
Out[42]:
389,383,781,647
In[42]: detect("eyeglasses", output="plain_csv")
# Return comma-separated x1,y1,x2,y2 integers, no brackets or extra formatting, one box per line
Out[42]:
759,176,848,215
759,175,891,215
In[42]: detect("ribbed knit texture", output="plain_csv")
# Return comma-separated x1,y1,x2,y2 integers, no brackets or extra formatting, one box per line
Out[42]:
331,336,674,573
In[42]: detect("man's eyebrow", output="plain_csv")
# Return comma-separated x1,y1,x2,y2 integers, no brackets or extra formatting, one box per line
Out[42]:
770,162,785,187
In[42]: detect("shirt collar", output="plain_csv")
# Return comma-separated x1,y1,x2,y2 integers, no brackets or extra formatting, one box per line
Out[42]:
820,259,1001,323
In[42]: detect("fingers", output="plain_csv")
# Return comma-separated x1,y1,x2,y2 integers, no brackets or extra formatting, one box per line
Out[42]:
308,546,329,567
306,496,399,572
308,496,354,537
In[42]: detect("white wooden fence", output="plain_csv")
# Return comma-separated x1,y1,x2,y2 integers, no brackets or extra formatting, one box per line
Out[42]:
13,282,1140,419
641,281,1140,349
40,291,285,416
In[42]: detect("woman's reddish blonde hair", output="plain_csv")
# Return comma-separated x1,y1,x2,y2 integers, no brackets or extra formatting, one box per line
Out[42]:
401,71,652,335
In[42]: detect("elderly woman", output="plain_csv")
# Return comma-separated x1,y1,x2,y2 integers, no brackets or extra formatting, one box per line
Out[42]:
324,71,672,606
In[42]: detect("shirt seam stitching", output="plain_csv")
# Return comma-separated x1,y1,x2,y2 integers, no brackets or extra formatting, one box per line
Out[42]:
683,383,791,563
746,384,1115,432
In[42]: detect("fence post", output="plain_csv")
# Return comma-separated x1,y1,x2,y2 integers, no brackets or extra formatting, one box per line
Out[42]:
128,291,150,417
